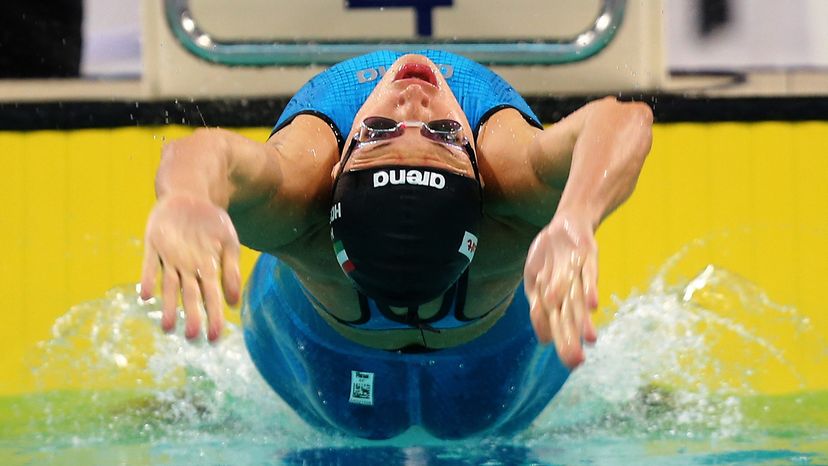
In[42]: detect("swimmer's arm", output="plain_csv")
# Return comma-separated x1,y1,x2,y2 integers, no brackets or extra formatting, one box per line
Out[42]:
527,96,653,228
143,116,337,341
155,115,339,250
509,97,652,368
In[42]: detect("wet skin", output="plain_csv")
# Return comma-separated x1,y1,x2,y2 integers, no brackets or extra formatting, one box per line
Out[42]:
141,53,653,368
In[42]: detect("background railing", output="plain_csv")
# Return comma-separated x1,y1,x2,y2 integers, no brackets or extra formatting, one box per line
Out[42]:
164,0,626,66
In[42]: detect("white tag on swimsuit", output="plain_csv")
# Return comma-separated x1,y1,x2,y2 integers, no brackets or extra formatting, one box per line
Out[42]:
349,370,374,406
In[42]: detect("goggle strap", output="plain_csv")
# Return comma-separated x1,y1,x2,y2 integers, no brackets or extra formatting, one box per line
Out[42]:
333,136,359,183
464,142,485,211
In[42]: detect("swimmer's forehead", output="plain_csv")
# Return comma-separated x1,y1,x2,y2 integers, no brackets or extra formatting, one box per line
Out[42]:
347,136,473,176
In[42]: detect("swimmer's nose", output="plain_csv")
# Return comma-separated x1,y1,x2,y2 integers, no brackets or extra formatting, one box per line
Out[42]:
396,85,431,120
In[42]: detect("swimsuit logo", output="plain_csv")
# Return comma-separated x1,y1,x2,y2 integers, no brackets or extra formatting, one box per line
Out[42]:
356,63,454,83
356,66,388,83
373,169,445,189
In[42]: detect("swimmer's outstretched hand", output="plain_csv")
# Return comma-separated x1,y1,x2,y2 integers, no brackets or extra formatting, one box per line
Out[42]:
524,212,599,369
140,194,241,342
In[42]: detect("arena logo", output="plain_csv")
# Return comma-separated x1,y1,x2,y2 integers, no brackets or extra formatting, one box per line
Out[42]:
373,169,445,189
356,63,453,83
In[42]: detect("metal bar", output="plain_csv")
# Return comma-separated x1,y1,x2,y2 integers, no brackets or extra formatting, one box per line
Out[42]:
164,0,626,66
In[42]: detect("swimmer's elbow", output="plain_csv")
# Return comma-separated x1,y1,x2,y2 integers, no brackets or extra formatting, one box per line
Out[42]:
155,127,234,202
602,98,653,165
630,102,654,165
160,127,231,165
619,104,653,201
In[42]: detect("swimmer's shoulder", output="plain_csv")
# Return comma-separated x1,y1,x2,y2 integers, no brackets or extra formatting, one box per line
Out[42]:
233,115,339,253
476,108,562,227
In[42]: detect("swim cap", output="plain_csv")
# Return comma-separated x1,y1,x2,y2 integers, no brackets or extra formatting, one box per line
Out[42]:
330,166,482,307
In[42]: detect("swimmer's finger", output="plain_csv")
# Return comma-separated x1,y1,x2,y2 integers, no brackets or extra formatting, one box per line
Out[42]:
221,242,241,306
529,293,552,344
140,243,159,300
581,253,599,343
559,282,585,368
582,251,599,310
544,253,573,315
180,274,202,340
198,266,224,342
539,260,562,314
523,237,544,291
570,273,586,345
548,301,569,367
161,266,180,333
583,312,598,345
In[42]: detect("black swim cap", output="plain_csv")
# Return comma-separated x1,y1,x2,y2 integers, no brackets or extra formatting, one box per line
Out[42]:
330,166,482,307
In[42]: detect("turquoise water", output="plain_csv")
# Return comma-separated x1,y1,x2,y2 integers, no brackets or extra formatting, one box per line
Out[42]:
2,248,827,465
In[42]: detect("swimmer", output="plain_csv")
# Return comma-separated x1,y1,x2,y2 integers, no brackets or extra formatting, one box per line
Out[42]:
140,50,653,439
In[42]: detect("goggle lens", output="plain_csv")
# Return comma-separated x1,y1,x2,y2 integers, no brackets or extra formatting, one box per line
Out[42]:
359,116,465,146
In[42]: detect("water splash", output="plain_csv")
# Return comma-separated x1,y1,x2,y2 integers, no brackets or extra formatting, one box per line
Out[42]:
26,240,824,454
525,242,823,444
29,286,326,450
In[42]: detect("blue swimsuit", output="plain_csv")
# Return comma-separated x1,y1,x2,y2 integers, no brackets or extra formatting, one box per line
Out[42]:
243,50,569,439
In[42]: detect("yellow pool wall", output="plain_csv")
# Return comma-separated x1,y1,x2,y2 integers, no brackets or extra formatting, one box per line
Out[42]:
1,122,826,396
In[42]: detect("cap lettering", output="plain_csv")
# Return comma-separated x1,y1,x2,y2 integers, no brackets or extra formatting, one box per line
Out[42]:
329,202,342,223
430,173,445,189
373,171,389,187
407,170,423,185
371,170,445,189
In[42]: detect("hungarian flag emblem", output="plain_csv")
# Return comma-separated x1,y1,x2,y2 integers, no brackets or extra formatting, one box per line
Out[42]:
334,240,355,273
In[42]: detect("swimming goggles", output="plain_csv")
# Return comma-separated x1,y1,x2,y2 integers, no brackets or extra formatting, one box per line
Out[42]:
356,116,468,148
337,116,481,188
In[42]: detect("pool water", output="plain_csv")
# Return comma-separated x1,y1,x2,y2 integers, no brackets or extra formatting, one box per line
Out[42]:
1,252,827,465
